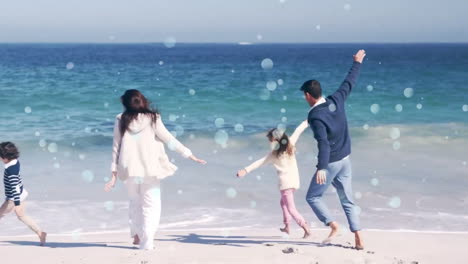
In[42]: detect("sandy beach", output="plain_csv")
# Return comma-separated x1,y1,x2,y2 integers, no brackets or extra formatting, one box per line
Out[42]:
1,228,467,264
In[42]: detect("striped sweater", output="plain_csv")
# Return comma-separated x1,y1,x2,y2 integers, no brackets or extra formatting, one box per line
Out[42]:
3,159,23,206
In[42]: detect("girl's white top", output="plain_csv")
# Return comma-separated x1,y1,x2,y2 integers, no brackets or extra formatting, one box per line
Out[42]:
111,113,192,180
244,121,309,190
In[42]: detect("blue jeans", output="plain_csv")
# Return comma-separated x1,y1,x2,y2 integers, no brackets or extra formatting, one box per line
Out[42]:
306,158,361,232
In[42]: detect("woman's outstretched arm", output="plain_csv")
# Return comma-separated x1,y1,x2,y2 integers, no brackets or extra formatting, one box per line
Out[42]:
155,115,206,164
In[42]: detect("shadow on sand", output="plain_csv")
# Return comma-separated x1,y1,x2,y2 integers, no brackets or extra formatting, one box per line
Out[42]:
157,233,358,250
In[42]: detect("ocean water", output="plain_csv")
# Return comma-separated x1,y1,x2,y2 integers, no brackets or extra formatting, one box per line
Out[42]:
0,43,467,236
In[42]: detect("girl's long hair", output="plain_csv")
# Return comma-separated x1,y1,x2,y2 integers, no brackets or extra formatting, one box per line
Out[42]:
267,128,294,158
119,89,159,135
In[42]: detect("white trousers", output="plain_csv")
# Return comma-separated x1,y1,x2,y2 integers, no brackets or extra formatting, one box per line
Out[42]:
125,177,161,250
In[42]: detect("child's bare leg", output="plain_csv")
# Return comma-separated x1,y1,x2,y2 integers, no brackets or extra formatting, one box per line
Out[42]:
302,222,311,239
279,224,290,234
14,203,46,246
322,221,339,244
0,201,15,220
133,235,140,245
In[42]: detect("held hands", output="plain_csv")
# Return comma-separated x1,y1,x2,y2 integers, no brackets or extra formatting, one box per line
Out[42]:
189,155,207,165
236,169,247,178
315,170,327,185
353,49,366,64
104,172,117,192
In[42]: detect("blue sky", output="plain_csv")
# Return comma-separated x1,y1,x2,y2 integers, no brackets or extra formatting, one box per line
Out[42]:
0,0,467,43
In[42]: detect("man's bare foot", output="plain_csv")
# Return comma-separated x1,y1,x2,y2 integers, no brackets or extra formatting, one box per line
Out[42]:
279,224,290,234
322,221,339,244
133,235,140,245
354,231,364,250
39,232,47,246
302,223,311,239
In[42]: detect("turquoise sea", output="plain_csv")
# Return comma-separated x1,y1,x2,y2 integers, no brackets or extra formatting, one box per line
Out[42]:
0,43,467,236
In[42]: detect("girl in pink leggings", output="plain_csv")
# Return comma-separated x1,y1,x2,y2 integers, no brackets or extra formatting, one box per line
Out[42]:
237,121,311,238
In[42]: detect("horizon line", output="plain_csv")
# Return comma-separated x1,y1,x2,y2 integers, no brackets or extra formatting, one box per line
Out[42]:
0,41,467,45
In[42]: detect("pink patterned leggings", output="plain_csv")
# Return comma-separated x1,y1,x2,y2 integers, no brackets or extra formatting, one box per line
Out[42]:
280,188,307,227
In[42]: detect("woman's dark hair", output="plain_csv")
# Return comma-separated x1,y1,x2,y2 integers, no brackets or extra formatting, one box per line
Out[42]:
0,142,20,161
266,129,294,158
120,89,159,135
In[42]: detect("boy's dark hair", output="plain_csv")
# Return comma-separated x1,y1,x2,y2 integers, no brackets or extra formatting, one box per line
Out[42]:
0,142,20,160
300,80,322,99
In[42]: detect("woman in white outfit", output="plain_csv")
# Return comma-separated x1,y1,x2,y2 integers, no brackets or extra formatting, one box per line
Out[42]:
104,89,206,250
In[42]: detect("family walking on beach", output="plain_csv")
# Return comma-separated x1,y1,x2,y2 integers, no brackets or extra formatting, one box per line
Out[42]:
1,49,366,251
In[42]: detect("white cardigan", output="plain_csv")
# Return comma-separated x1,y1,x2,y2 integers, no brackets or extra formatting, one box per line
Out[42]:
244,121,309,190
111,113,192,180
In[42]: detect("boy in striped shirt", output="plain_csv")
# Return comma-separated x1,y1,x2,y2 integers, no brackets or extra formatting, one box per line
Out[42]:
0,142,46,246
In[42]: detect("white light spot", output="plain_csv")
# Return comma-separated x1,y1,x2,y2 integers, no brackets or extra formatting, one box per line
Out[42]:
363,124,369,130
39,139,47,148
248,156,253,161
403,88,414,98
163,37,176,48
270,142,280,151
104,201,114,211
35,131,40,137
389,127,400,140
371,178,379,186
53,162,60,169
266,81,277,91
104,102,109,108
393,141,401,150
169,114,178,122
66,62,74,70
416,103,423,110
82,170,94,183
256,175,262,181
344,4,351,11
277,79,284,85
366,85,374,92
261,58,274,70
189,89,196,95
388,196,401,208
370,104,380,114
328,104,337,112
280,108,286,113
395,104,403,112
354,192,362,199
24,106,32,114
226,188,237,199
316,25,321,31
79,154,86,160
71,229,82,241
159,61,164,65
215,118,225,128
283,95,288,101
215,130,229,147
281,117,287,123
250,201,257,208
257,34,263,40
234,124,244,133
277,123,286,134
462,105,468,112
175,125,184,137
48,142,58,153
177,190,183,195
259,89,271,100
